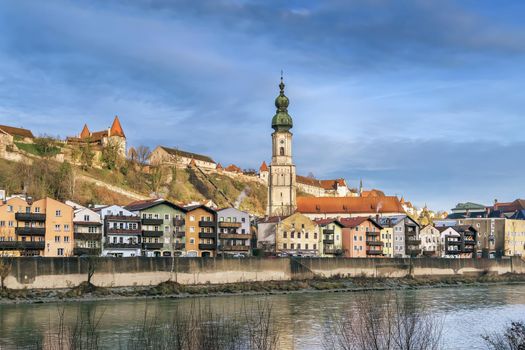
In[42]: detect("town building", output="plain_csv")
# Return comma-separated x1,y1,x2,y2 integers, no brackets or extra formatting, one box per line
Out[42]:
504,219,525,256
72,205,103,256
149,146,217,171
447,202,487,219
340,217,384,258
0,124,35,158
437,225,478,258
419,225,441,257
256,216,280,254
125,199,187,257
184,205,217,257
314,219,344,257
66,116,126,157
456,218,503,258
97,205,141,257
217,207,251,256
380,226,394,257
274,213,320,256
378,215,421,258
296,196,405,220
266,76,297,216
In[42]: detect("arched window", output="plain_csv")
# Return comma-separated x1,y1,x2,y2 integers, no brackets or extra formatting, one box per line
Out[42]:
280,147,285,156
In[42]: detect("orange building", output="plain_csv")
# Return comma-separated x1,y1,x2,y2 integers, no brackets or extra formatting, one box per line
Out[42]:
341,217,384,258
0,196,74,257
184,205,217,257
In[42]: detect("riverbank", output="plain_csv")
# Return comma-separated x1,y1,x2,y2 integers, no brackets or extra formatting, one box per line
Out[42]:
2,273,525,304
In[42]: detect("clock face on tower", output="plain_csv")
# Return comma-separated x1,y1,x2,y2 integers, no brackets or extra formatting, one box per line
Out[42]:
280,139,285,145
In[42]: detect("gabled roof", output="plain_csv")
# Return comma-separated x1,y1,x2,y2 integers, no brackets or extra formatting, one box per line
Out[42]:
125,198,186,212
184,204,216,215
319,179,346,190
361,189,385,197
109,116,125,137
453,202,486,210
225,164,242,173
216,163,223,170
259,161,269,172
510,210,525,220
258,216,288,224
313,218,344,227
297,196,404,214
493,199,525,213
80,124,91,138
339,217,382,230
158,146,216,164
0,124,34,139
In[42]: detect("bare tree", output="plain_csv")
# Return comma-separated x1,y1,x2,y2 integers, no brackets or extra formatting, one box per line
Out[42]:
483,321,525,350
0,258,12,290
135,145,151,169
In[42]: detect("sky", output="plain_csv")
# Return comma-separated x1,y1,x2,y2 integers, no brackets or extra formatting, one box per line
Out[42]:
0,0,524,211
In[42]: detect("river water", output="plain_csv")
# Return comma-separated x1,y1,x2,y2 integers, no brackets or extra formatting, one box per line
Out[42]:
1,284,525,349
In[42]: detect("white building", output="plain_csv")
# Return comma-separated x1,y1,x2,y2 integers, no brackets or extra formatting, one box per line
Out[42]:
96,205,141,257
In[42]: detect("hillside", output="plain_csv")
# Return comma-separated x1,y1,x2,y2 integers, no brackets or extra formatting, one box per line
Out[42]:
0,157,268,215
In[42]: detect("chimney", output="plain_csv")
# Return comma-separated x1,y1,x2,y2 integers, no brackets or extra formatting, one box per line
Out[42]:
375,214,380,223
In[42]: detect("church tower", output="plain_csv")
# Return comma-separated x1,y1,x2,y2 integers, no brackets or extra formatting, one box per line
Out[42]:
267,76,297,216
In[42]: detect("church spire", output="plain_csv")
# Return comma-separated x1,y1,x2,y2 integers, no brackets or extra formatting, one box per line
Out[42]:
271,73,293,132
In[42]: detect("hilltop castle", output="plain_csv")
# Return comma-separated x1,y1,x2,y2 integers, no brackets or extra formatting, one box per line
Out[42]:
66,116,126,157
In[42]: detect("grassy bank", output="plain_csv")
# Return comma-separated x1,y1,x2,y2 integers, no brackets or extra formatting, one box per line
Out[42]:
2,273,525,304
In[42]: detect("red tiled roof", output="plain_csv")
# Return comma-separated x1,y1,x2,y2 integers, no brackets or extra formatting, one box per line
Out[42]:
259,216,288,223
493,199,525,213
0,124,34,139
313,218,343,226
361,189,386,197
80,124,91,138
296,175,321,187
225,164,242,173
319,179,346,190
216,163,223,170
297,196,405,214
339,217,368,228
259,161,269,172
110,116,125,137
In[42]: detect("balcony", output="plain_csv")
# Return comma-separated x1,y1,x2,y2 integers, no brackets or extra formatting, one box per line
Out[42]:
174,242,185,250
367,240,384,246
446,249,461,255
366,249,383,256
323,239,334,245
142,230,163,238
464,239,476,245
142,218,164,226
142,243,164,250
104,243,141,249
106,228,142,235
15,213,46,222
199,232,216,239
105,215,140,222
324,249,337,255
74,232,102,241
323,229,334,235
219,221,242,229
423,250,436,256
219,233,250,240
173,218,185,226
0,241,45,250
407,248,422,255
15,227,46,236
366,231,380,236
463,247,475,253
199,243,216,250
446,240,462,246
221,245,250,252
407,239,421,246
73,247,100,256
199,220,216,228
174,231,185,238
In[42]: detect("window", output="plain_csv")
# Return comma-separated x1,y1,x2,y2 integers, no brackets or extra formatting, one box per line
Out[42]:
313,244,317,250
64,236,69,243
57,248,64,256
84,215,90,221
54,224,60,231
291,232,294,238
305,232,309,239
297,232,301,239
64,224,70,232
314,232,317,239
283,243,287,249
55,236,60,243
279,147,284,156
190,227,195,233
190,215,195,222
34,207,40,213
7,205,13,212
291,243,295,249
354,235,357,241
55,210,62,217
301,224,305,229
283,231,287,238
241,218,246,223
8,221,13,227
305,243,309,250
297,243,301,249
165,214,170,220
164,226,170,233
355,227,359,231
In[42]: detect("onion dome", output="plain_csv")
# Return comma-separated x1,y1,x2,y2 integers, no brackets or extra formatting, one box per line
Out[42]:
271,76,293,131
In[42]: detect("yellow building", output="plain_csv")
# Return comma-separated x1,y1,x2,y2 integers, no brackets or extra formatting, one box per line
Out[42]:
0,196,74,257
314,218,344,257
276,212,320,257
381,227,394,257
504,219,525,257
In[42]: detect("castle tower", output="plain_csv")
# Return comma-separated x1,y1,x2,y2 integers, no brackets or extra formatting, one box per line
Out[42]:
266,76,296,216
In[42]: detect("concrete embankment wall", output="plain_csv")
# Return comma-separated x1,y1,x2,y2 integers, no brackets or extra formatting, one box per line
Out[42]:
2,257,524,290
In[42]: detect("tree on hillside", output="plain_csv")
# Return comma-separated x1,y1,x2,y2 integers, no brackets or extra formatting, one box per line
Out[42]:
135,145,151,170
34,135,60,158
79,143,95,170
149,165,166,195
100,139,122,170
55,161,74,201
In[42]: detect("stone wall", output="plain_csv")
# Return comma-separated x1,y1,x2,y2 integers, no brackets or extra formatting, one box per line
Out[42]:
1,257,524,290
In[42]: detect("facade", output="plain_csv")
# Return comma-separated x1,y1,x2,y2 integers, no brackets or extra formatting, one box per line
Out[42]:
266,77,297,216
72,206,102,256
274,213,320,256
149,146,217,171
419,225,441,257
125,199,186,257
296,196,405,220
380,227,394,257
184,205,217,257
256,216,280,254
457,218,504,258
314,219,344,257
340,217,384,258
98,205,141,257
66,116,126,157
437,225,478,258
217,208,251,256
0,124,35,158
504,219,525,257
378,215,421,258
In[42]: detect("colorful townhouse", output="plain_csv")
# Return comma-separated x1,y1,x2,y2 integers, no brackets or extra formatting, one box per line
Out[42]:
340,217,384,257
504,219,525,257
380,225,394,257
273,213,320,256
419,225,441,257
378,215,421,258
217,207,251,256
125,199,186,257
71,203,103,256
184,205,217,257
437,225,478,258
97,205,141,257
314,218,344,257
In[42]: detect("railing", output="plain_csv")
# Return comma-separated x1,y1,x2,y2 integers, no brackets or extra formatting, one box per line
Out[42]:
219,233,250,240
104,243,141,249
366,240,384,246
407,239,421,245
15,213,46,222
0,241,45,250
73,247,100,256
323,239,334,245
141,218,164,226
407,248,422,255
446,240,462,245
15,227,46,236
323,229,335,235
366,249,383,256
199,220,216,228
218,221,242,228
174,243,185,250
366,231,380,236
199,232,216,239
142,230,164,237
74,232,102,241
173,218,185,226
142,243,164,250
106,228,142,234
464,239,476,245
174,231,185,238
105,215,140,222
198,243,216,250
445,249,460,254
220,245,250,251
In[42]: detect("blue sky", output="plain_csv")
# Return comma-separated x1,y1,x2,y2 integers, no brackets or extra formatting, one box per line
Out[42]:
1,0,524,211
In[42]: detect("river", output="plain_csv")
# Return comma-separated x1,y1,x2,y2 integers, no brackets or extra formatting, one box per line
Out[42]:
1,284,525,349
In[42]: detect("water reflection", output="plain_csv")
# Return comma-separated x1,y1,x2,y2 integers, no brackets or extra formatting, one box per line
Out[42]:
0,285,525,349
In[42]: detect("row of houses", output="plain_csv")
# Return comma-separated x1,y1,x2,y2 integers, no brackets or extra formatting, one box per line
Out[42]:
0,193,252,258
